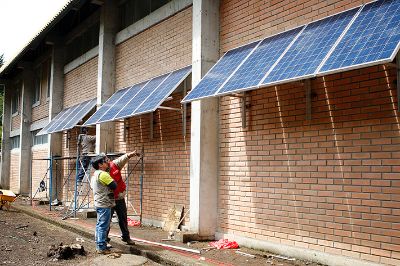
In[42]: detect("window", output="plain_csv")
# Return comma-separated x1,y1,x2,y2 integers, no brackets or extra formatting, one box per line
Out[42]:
32,68,41,106
118,0,172,30
11,89,20,115
66,23,99,62
47,59,51,99
32,130,48,146
10,136,20,149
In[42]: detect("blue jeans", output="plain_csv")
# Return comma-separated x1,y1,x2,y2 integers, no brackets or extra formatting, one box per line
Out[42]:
77,155,90,182
95,207,111,251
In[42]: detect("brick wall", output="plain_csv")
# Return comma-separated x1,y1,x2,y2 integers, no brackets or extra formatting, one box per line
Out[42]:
220,0,373,53
115,7,192,89
114,8,192,224
114,92,191,224
219,1,399,265
11,115,20,131
219,66,399,265
9,151,20,194
64,57,98,108
31,146,49,199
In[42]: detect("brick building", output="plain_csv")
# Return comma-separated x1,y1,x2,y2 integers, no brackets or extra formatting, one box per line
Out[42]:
0,0,399,265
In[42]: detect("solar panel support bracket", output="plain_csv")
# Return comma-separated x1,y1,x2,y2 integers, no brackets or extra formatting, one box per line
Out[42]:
158,106,182,112
228,92,248,128
150,112,154,140
305,79,312,120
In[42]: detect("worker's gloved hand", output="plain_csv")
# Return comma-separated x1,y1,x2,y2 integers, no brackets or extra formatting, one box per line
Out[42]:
127,151,140,158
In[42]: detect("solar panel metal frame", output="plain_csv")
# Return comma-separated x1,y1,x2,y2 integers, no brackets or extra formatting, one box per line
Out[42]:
133,65,192,116
113,73,171,120
84,87,131,126
317,0,400,76
181,41,260,103
259,6,361,88
215,26,305,97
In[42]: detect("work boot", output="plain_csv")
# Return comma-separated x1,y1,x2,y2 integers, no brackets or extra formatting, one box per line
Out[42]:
122,238,135,245
96,249,112,255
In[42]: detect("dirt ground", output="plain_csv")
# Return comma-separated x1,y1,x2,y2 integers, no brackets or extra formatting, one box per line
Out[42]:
0,208,157,266
8,200,326,266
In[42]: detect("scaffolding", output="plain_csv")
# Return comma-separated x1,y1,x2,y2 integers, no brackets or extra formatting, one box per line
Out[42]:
30,149,144,222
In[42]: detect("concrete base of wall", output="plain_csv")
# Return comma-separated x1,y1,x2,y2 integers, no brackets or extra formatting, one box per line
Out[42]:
215,232,382,266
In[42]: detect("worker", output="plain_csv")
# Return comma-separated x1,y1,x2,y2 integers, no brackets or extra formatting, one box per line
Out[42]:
77,127,96,182
107,151,140,245
90,154,117,254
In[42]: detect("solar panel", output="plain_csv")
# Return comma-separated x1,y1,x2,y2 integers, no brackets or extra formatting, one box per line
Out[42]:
36,108,71,136
48,102,87,133
320,0,400,74
182,41,260,102
45,107,75,133
262,7,359,86
217,27,303,95
84,87,130,126
114,73,170,120
60,99,97,131
96,83,146,123
134,66,191,116
38,99,97,135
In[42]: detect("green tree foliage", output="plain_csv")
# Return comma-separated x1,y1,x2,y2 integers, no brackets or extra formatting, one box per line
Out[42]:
0,53,4,143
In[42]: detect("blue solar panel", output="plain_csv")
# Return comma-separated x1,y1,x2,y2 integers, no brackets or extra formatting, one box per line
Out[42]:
60,99,97,131
84,87,130,125
114,73,170,120
320,0,400,73
218,27,303,95
36,108,71,136
182,41,259,102
262,7,359,86
97,82,146,123
134,66,191,115
49,103,88,133
45,107,75,133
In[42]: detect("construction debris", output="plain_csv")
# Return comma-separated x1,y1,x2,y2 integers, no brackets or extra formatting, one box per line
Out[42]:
47,243,86,260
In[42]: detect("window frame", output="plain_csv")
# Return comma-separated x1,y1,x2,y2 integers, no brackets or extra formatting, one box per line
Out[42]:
11,89,20,116
32,130,48,146
10,135,20,150
32,67,42,107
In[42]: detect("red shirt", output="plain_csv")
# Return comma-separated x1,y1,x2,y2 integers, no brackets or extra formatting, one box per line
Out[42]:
109,161,126,199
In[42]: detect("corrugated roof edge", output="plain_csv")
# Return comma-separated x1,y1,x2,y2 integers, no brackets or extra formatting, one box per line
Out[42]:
0,0,77,77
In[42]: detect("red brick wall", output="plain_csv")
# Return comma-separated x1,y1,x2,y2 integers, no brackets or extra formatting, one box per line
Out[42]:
114,91,191,224
31,147,49,199
11,115,20,131
220,0,373,52
9,151,20,194
218,66,399,265
64,57,98,108
114,8,192,224
115,7,192,89
219,1,399,265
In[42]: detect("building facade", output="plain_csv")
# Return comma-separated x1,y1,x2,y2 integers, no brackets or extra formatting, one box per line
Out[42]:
0,0,399,265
